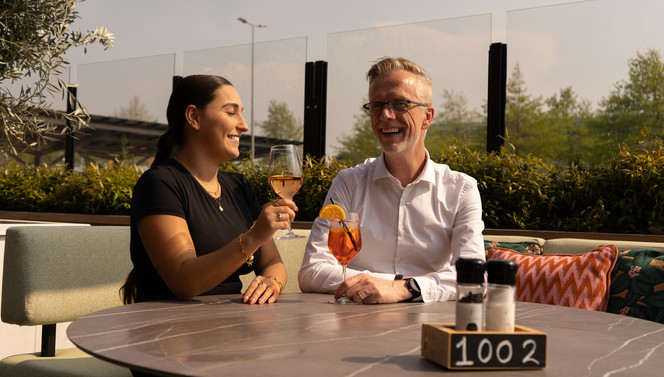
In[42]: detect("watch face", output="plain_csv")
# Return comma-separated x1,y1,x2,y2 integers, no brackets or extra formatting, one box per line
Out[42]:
408,278,421,293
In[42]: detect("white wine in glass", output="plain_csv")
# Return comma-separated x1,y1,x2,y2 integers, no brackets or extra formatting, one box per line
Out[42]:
268,144,304,240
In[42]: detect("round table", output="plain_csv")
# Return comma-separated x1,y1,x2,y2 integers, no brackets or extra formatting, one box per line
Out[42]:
68,293,664,377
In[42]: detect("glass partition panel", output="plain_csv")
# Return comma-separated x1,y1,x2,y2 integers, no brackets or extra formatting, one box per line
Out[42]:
506,0,663,163
183,37,307,159
326,15,492,161
69,55,174,167
76,54,175,123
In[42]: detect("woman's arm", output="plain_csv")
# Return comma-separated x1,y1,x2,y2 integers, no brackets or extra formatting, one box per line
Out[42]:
138,198,296,300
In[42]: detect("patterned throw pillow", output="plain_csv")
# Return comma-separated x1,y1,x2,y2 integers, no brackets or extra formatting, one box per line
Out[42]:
487,245,619,311
484,240,543,255
607,249,664,324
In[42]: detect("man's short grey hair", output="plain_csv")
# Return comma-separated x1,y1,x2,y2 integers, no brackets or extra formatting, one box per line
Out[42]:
366,57,432,104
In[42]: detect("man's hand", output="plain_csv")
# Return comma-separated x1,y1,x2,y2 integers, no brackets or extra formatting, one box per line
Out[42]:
334,273,412,304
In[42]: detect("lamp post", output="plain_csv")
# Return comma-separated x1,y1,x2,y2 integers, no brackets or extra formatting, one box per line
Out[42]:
237,17,266,162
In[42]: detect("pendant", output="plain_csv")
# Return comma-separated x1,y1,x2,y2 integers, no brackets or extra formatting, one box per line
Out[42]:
219,205,224,212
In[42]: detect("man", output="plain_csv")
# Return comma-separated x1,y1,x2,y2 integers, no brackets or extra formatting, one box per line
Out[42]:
298,57,485,303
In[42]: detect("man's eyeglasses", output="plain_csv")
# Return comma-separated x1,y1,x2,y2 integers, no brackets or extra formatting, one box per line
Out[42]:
362,99,429,117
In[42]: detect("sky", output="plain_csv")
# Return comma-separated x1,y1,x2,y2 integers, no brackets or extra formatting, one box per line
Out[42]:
63,0,664,155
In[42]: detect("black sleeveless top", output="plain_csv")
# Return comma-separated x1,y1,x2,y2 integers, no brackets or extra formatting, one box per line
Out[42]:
129,158,262,302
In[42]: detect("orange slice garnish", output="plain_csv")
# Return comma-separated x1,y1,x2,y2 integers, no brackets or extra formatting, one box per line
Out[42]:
318,204,346,219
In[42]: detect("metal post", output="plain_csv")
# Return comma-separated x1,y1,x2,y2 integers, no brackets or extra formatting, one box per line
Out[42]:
487,43,507,154
238,18,266,162
303,61,327,159
250,25,255,160
64,85,77,170
41,324,56,357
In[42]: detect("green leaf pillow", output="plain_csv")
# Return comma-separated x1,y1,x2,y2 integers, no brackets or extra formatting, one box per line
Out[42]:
607,249,664,324
484,240,543,255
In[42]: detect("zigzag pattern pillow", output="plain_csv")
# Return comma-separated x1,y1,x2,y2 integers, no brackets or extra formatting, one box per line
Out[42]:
487,245,619,311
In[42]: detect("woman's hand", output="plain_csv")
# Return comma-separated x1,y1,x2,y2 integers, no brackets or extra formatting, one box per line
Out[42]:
242,275,282,304
246,198,298,246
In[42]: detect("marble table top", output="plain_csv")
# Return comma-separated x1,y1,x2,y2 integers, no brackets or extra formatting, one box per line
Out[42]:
67,293,664,377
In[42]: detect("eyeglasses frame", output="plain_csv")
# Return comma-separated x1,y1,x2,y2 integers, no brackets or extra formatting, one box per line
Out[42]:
362,99,430,116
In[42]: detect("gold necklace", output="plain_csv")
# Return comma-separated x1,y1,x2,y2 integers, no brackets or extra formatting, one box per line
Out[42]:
206,181,223,212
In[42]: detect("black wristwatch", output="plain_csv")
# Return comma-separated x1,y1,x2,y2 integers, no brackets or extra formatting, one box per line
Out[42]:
402,277,421,302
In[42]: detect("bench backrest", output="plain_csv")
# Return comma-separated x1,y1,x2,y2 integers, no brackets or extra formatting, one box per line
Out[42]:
1,226,132,326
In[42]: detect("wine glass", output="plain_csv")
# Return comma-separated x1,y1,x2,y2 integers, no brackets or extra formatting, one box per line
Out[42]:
268,144,304,240
328,213,362,304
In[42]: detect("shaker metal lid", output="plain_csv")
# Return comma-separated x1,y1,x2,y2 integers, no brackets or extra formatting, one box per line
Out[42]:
456,258,486,284
487,259,518,285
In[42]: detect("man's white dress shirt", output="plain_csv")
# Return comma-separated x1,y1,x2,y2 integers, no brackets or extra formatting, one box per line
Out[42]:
298,152,485,302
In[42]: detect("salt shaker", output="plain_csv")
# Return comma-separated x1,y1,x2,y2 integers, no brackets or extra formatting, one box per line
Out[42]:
455,258,486,331
485,259,518,332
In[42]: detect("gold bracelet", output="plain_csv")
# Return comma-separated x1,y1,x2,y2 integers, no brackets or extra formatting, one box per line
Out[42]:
237,233,254,266
265,275,284,293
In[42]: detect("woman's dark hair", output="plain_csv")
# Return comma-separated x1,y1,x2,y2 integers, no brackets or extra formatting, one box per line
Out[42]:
151,74,233,168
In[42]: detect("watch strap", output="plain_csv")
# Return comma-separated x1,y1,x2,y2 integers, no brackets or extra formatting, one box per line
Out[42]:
402,277,421,302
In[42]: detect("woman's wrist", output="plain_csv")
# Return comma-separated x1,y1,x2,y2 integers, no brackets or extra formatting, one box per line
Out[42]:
237,233,254,266
264,275,284,293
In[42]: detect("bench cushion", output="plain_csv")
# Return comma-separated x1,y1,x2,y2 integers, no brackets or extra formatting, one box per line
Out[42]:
607,248,664,324
0,347,132,377
1,226,132,326
488,245,619,311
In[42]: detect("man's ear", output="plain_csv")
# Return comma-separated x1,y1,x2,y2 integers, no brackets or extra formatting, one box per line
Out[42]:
184,105,200,130
422,106,434,130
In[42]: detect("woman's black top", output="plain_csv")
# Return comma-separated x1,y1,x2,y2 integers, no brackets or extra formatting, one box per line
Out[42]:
130,158,262,302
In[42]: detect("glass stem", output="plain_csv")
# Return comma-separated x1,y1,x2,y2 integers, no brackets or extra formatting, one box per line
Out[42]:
286,217,294,234
285,196,294,234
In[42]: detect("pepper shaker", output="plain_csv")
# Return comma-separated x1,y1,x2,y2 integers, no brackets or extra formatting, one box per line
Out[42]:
455,258,486,331
485,259,518,332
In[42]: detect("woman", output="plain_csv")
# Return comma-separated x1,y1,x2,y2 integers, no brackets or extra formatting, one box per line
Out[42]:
121,75,295,306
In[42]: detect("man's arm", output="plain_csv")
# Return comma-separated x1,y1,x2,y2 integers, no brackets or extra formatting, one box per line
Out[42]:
416,181,485,302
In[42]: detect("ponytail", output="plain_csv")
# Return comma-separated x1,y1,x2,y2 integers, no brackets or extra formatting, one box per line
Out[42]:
151,130,174,168
120,269,137,304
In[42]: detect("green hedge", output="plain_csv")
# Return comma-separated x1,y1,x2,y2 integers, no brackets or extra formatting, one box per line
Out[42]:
435,141,664,234
1,140,662,235
0,162,140,215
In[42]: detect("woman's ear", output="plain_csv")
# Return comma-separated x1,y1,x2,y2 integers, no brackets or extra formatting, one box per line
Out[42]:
184,104,200,130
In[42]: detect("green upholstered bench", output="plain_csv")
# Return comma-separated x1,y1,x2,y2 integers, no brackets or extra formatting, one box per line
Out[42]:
240,228,309,293
0,226,133,377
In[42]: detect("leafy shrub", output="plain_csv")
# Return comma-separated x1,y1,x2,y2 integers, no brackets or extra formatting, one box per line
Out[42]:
221,156,352,221
433,145,553,230
1,140,662,235
0,161,141,215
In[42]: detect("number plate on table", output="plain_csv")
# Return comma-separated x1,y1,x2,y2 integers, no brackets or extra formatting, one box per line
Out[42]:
421,323,546,370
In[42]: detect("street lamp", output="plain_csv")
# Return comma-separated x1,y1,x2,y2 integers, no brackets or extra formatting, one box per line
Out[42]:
237,17,266,162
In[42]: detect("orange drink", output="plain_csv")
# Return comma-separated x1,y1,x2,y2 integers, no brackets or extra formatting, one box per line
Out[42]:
328,222,361,266
328,217,361,304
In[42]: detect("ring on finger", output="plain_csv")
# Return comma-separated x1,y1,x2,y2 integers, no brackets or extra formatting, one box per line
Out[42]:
277,213,282,221
272,201,279,207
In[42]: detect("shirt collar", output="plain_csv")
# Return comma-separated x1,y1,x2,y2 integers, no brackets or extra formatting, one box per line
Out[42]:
373,150,436,185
